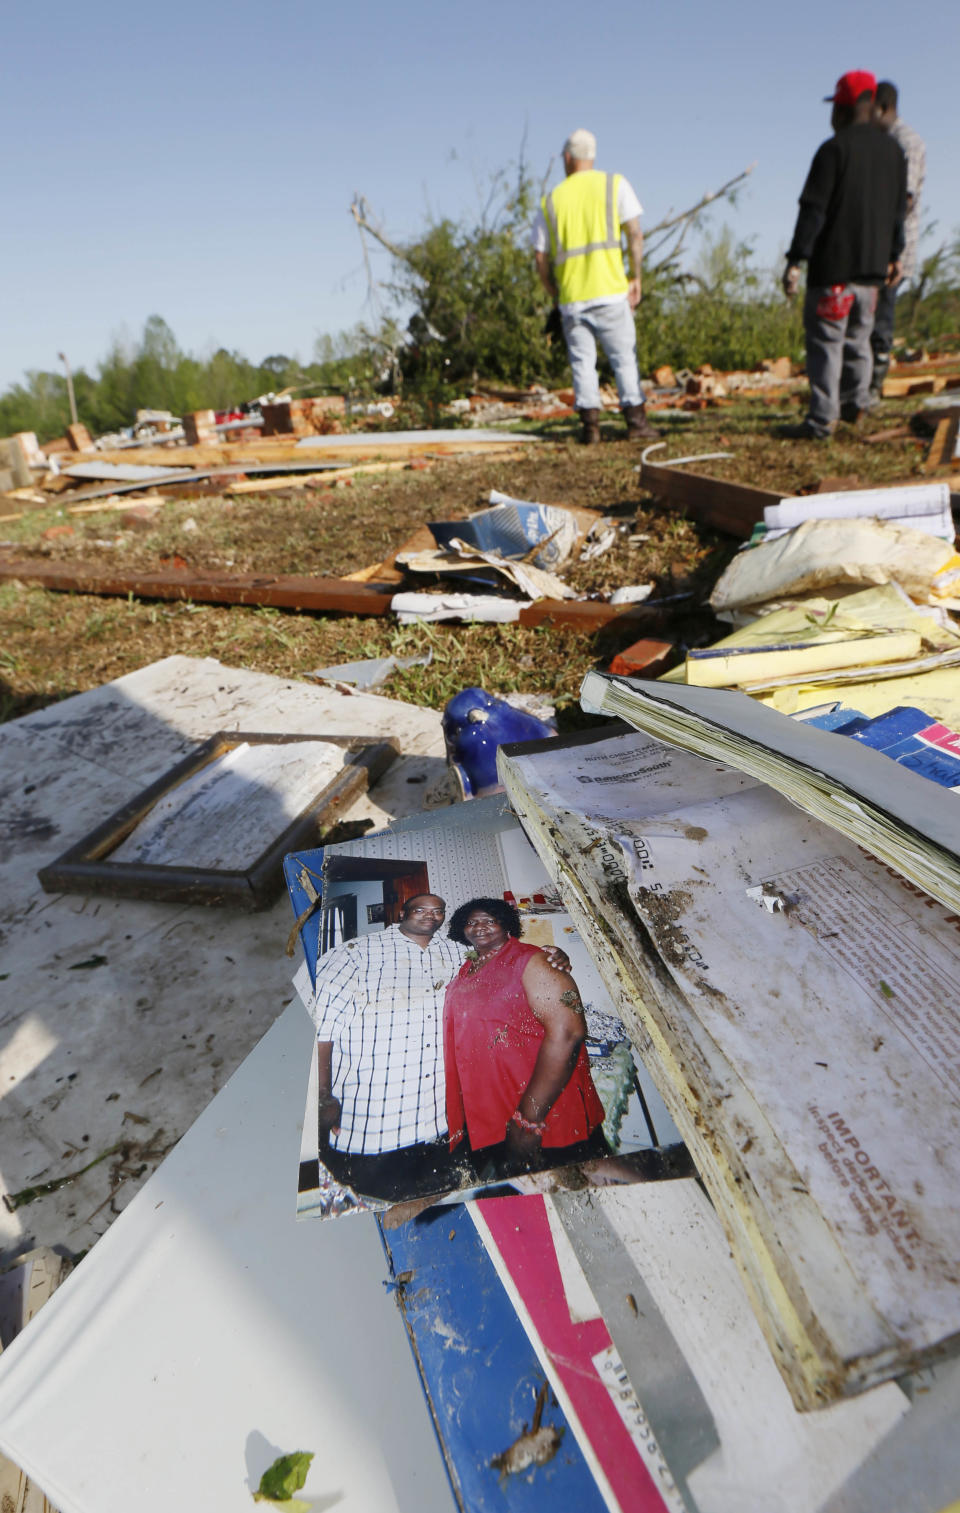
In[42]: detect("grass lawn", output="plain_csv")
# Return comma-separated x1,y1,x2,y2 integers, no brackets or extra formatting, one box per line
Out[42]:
0,395,937,723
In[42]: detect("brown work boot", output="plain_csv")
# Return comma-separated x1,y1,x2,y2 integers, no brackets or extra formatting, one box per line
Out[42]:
623,403,661,440
578,408,601,445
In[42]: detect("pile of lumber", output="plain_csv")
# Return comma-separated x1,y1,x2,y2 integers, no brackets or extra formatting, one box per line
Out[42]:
883,352,960,399
0,421,541,523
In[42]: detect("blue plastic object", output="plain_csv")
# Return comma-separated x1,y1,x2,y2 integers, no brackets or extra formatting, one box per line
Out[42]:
442,688,554,797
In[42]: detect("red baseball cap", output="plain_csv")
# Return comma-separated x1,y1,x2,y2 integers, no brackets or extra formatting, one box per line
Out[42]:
824,70,877,107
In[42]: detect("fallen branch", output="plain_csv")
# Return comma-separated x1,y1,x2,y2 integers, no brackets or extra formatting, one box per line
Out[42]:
350,162,757,291
646,164,757,242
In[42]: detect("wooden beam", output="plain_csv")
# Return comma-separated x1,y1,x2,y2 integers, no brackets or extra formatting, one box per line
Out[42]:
640,458,780,538
0,555,673,630
0,558,397,616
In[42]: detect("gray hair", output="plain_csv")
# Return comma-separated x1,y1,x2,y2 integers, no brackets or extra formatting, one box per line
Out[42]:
563,128,596,161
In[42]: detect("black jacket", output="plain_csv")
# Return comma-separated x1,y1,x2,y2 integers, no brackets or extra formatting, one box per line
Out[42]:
787,123,907,287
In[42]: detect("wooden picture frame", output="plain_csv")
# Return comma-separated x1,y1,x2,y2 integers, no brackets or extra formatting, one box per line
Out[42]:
37,731,398,911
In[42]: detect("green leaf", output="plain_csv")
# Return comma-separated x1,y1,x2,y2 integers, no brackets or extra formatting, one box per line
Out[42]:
253,1451,313,1503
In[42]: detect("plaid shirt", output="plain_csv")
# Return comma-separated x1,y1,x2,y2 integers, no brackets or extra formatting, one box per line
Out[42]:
311,924,469,1155
890,118,926,280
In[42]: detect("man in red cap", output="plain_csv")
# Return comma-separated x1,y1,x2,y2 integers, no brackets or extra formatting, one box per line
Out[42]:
782,70,906,440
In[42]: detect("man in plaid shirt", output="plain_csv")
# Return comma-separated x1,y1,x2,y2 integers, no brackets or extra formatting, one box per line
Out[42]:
871,81,927,402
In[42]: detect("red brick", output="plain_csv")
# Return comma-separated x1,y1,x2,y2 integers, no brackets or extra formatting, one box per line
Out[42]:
608,638,675,677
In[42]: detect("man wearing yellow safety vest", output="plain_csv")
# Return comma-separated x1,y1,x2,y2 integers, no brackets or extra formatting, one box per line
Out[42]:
533,128,658,444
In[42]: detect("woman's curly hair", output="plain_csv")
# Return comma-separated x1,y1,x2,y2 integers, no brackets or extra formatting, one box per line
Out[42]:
447,896,522,946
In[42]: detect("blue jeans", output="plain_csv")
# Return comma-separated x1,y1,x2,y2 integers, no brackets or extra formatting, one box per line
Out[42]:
871,281,897,365
561,298,645,409
870,281,898,398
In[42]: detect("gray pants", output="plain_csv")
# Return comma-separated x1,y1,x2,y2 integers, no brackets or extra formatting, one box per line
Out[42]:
803,283,878,436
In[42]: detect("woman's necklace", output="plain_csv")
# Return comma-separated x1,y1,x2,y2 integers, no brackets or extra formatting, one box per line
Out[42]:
466,941,506,973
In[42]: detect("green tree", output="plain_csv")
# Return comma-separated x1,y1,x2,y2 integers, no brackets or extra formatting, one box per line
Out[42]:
900,230,960,347
0,370,75,439
636,225,805,372
351,171,566,394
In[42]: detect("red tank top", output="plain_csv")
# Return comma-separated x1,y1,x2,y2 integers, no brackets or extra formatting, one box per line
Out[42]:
443,935,605,1152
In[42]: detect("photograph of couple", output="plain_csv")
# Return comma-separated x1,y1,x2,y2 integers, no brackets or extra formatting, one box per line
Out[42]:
288,799,674,1218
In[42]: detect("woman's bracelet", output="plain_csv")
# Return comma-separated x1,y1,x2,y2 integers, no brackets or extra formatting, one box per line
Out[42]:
510,1110,546,1135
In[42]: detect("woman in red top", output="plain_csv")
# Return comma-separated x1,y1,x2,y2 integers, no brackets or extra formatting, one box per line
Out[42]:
443,897,608,1178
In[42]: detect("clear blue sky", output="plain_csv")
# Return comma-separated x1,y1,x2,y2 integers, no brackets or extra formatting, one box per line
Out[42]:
1,0,956,392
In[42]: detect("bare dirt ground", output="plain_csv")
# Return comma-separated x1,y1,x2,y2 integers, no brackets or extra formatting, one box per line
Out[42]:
0,397,935,723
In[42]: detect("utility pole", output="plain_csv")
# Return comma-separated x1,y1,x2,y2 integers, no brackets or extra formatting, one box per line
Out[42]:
58,351,78,425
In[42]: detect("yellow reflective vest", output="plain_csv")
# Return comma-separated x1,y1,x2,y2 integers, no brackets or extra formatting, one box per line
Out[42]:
542,170,629,304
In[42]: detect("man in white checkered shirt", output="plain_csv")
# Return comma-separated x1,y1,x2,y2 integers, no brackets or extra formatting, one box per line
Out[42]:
311,892,568,1201
871,81,927,401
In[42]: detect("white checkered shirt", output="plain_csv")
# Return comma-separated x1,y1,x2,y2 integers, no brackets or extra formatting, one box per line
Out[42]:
891,118,926,280
311,924,469,1155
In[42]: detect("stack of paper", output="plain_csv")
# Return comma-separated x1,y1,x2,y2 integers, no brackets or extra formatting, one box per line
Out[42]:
498,723,960,1410
762,482,955,541
578,673,960,916
674,583,960,693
